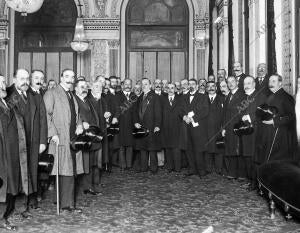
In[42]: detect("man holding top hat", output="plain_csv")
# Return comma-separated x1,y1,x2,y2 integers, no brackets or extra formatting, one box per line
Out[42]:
254,74,297,165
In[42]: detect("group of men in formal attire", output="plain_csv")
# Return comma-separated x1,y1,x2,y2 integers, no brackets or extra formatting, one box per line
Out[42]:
0,60,298,230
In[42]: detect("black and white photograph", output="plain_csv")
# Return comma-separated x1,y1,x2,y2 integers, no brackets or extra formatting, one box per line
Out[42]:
0,0,300,232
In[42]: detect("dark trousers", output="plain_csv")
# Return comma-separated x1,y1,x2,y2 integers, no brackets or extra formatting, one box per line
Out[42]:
133,150,141,172
119,146,133,169
238,156,253,180
140,150,158,172
186,150,206,176
56,176,75,209
0,194,16,220
81,167,101,190
165,148,181,172
205,152,223,174
224,156,238,178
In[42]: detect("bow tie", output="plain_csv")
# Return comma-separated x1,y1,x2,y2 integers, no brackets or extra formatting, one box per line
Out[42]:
190,93,195,96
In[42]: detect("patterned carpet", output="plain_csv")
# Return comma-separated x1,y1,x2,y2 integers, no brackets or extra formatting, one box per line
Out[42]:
5,169,300,233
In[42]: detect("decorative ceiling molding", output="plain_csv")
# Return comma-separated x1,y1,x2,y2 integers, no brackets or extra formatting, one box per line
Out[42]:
83,18,119,30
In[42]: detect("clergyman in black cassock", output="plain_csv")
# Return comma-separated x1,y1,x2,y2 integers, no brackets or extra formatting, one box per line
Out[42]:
254,75,297,166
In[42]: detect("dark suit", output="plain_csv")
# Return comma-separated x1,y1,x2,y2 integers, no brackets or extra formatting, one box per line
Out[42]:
0,100,20,220
236,73,247,91
117,91,136,169
223,89,246,178
255,75,271,97
181,92,209,176
161,95,182,172
205,94,224,174
6,85,47,208
255,88,297,164
133,90,162,172
103,91,120,168
241,90,267,180
75,95,102,191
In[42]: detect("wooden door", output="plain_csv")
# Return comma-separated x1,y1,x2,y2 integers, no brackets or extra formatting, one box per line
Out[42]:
128,51,186,84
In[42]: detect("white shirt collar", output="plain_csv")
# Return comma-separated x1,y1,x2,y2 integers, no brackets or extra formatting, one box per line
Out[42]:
77,94,86,102
60,83,69,92
246,89,255,96
231,88,238,95
155,90,161,95
16,88,27,97
208,93,217,99
31,86,40,93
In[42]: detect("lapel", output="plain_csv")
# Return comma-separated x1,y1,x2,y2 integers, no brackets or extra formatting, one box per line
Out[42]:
87,98,100,126
27,92,37,142
57,85,71,122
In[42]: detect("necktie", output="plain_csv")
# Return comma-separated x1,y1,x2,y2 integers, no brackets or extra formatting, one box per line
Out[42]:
259,77,263,85
21,92,27,103
126,93,130,100
210,97,214,103
169,96,173,106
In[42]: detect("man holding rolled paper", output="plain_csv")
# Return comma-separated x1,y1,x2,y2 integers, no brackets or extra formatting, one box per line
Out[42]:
181,79,209,178
43,69,84,213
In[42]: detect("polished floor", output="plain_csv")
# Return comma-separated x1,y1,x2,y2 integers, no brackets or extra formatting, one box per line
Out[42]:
6,168,300,233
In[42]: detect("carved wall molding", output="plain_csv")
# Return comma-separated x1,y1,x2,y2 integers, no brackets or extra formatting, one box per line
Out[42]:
91,39,108,76
0,19,8,31
107,39,119,49
83,18,119,30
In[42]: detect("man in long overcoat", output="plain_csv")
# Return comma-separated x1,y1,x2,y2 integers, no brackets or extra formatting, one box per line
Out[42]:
117,78,136,170
133,78,162,173
222,76,246,179
6,69,47,214
0,75,31,229
161,83,182,172
43,69,84,212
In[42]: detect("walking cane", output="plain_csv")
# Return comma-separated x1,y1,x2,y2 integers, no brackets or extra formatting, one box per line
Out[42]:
55,143,60,215
266,128,279,162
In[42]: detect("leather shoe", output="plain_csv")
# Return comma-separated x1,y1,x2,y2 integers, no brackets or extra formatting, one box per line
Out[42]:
0,219,17,231
71,207,83,214
21,210,33,219
61,207,73,213
83,189,102,196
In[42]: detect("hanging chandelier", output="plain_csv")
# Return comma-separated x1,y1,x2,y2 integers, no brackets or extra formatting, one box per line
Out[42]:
71,2,89,53
5,0,44,16
70,17,89,52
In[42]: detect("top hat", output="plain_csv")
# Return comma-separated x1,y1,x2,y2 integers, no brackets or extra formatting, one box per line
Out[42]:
256,104,278,121
215,135,225,148
85,125,104,143
38,154,54,173
70,134,92,151
233,120,254,136
107,123,120,139
132,126,150,138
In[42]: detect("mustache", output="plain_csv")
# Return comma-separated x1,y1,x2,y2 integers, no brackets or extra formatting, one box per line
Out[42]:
21,83,29,87
82,90,88,94
35,82,42,86
66,82,73,85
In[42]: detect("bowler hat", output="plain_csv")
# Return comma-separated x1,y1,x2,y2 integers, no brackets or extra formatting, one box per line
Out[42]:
256,104,278,121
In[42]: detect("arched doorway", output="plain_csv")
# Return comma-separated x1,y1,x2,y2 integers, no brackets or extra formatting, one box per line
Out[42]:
125,0,189,83
14,0,77,83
